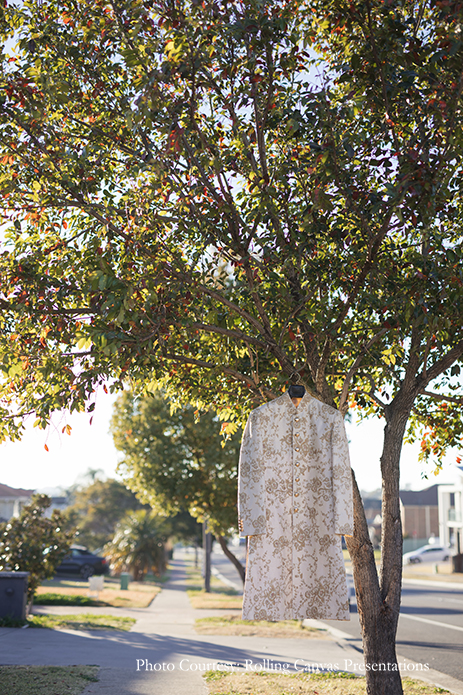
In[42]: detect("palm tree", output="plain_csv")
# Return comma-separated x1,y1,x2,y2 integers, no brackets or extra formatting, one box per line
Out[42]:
104,510,168,580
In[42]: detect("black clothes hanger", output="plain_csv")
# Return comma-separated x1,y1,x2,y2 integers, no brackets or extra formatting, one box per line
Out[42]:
288,372,306,399
288,384,305,398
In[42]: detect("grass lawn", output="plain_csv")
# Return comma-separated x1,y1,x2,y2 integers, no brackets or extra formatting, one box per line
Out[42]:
195,615,329,639
34,592,102,607
0,665,99,695
36,575,161,608
203,671,449,695
186,566,243,610
28,613,136,631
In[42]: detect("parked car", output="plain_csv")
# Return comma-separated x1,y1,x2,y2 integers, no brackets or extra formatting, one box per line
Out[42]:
55,545,110,579
403,544,451,565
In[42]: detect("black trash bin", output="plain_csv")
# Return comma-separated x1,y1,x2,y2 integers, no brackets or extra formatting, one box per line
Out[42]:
0,572,30,620
452,554,463,574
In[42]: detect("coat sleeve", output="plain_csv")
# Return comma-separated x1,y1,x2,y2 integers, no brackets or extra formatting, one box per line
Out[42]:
238,411,267,537
331,410,354,537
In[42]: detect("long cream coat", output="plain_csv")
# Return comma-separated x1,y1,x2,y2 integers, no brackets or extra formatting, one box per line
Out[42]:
238,391,353,621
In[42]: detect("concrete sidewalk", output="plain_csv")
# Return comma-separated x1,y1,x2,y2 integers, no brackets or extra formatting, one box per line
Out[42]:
2,558,461,694
0,558,364,694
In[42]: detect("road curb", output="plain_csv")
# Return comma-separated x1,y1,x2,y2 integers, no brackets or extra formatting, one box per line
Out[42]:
210,567,243,593
395,655,463,695
302,618,355,642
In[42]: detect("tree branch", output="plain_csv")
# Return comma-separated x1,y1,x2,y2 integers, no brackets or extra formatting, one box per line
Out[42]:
216,535,245,584
419,390,463,405
185,322,268,349
416,339,463,391
339,328,388,414
365,0,401,155
163,352,276,399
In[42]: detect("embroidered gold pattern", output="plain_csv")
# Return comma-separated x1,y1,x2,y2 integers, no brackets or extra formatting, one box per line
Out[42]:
238,392,353,621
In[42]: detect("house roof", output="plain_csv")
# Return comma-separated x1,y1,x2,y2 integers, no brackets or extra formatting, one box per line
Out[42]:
0,483,35,498
362,498,381,510
399,484,439,507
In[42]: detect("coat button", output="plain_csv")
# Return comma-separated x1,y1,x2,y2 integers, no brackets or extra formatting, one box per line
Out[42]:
294,508,299,512
294,493,299,497
295,478,300,482
295,462,300,467
295,417,300,422
295,447,299,451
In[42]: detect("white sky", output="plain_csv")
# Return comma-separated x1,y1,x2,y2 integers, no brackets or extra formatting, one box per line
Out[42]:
0,392,461,495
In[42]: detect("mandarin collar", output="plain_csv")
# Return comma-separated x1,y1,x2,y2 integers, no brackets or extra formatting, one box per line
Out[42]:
284,390,312,411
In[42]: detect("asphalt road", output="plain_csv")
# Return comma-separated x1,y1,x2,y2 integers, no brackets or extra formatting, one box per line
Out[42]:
210,546,463,682
321,578,463,682
210,542,245,592
399,581,463,680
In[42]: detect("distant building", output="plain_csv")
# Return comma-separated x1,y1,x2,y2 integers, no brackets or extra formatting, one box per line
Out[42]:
399,484,439,541
438,468,463,553
0,483,35,523
44,496,69,518
362,497,382,525
361,495,382,549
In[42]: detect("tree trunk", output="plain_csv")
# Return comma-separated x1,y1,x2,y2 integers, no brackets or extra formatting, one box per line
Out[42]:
202,522,212,592
346,404,411,695
217,535,246,584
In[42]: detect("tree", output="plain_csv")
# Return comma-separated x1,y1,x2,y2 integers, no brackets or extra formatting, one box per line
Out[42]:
166,509,203,550
65,471,201,551
0,2,462,692
111,390,245,582
103,509,169,579
0,494,75,602
65,476,148,550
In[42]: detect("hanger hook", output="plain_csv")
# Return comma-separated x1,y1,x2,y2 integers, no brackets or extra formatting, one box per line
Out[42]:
290,371,303,385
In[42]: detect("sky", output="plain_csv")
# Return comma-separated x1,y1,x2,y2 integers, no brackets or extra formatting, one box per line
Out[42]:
0,391,121,493
0,392,461,495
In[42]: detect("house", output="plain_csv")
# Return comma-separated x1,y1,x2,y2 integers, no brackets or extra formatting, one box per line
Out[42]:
362,496,382,526
438,467,463,553
361,496,382,548
44,495,69,518
0,483,35,523
399,484,440,550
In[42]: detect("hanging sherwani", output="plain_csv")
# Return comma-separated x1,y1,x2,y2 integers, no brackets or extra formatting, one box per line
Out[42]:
238,391,353,621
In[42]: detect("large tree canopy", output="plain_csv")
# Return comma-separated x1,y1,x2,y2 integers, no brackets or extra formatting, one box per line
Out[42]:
1,1,463,692
0,0,461,443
